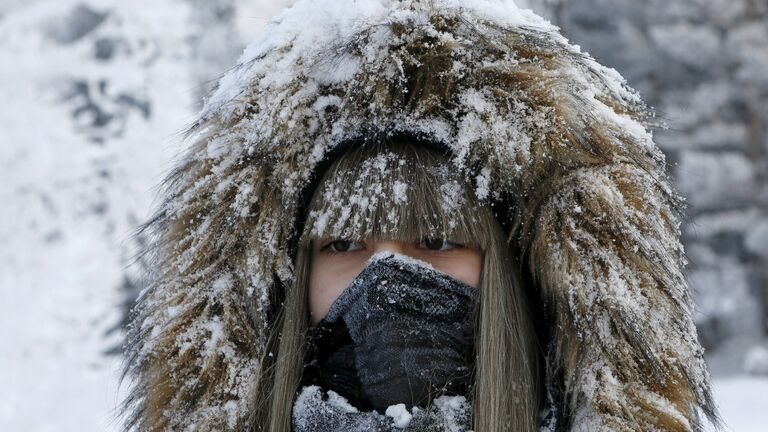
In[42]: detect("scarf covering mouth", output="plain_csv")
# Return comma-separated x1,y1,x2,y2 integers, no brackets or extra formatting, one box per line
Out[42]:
308,252,477,409
296,252,477,430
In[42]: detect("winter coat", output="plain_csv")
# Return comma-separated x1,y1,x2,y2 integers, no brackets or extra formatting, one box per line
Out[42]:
121,0,718,431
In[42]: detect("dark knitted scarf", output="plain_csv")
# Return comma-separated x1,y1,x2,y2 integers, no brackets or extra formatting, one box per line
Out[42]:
293,253,477,431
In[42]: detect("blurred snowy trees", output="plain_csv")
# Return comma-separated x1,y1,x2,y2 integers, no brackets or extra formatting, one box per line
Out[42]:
0,0,196,427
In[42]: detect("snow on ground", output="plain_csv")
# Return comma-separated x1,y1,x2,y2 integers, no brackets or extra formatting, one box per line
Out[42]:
707,377,768,432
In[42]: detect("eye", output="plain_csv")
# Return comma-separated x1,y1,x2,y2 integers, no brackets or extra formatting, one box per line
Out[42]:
419,237,461,251
322,239,365,254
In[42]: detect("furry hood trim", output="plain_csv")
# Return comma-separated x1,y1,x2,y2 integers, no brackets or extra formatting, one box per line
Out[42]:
121,0,717,430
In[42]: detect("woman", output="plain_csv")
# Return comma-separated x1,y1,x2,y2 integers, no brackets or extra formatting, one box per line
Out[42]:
120,1,719,431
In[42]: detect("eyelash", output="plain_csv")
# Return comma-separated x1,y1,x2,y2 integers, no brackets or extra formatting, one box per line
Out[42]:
319,238,465,255
320,240,364,255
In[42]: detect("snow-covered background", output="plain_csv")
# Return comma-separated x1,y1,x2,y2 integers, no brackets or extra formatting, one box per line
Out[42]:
0,0,765,430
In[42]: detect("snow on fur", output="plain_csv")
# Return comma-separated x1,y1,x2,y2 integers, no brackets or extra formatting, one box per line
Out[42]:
120,0,717,431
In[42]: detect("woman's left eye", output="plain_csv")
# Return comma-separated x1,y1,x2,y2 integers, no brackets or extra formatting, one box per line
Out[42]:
419,237,461,251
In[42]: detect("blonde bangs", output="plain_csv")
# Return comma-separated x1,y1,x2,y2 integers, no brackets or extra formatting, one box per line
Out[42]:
301,140,495,250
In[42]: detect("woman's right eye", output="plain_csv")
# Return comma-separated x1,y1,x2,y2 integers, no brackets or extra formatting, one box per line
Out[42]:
323,239,364,254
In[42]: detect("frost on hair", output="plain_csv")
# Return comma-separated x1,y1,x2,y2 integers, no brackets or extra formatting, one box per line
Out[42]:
302,145,489,248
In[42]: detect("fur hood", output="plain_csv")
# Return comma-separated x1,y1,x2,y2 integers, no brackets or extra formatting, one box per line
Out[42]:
122,0,717,430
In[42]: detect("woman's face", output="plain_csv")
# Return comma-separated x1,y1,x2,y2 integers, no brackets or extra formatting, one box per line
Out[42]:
308,237,482,324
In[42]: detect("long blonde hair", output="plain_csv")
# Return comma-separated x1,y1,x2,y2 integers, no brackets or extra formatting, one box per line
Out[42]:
250,140,543,431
